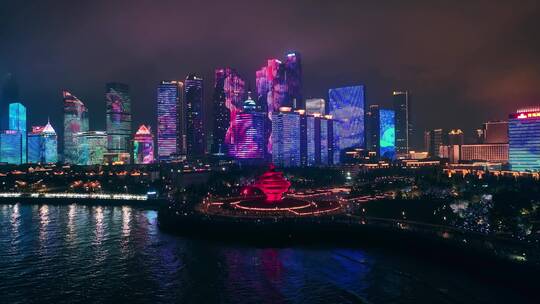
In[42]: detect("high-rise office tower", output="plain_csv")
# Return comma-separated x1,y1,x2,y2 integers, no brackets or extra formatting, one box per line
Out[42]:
27,121,58,164
212,68,245,156
379,109,396,160
365,104,380,154
0,130,23,164
75,131,108,165
133,125,154,164
285,51,302,109
448,129,465,146
320,116,330,165
157,80,184,161
328,85,365,163
509,107,540,172
306,98,325,115
63,91,89,164
256,59,288,156
8,102,26,163
305,113,320,166
425,129,447,157
105,82,132,160
393,91,411,154
271,107,301,167
228,96,266,162
185,74,205,159
483,121,508,144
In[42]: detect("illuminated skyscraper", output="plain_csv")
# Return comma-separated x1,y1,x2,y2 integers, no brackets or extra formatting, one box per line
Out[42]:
271,107,301,167
285,51,302,109
27,121,58,164
257,59,287,156
228,96,266,162
0,130,23,164
365,104,380,154
75,131,107,165
509,107,540,172
105,82,132,160
320,115,334,165
379,109,396,160
133,125,154,164
305,114,319,166
157,80,184,161
8,102,26,163
393,91,411,154
63,91,89,164
213,68,245,156
306,98,325,115
328,85,365,163
185,74,205,159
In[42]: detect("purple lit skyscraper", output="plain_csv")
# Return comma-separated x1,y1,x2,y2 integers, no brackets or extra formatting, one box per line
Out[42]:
212,68,245,156
285,51,302,109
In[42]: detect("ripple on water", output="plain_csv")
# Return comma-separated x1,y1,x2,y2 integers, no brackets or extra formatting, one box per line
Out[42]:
0,204,533,304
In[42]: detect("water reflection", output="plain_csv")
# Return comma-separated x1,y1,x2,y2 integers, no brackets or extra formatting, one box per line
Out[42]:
122,206,131,237
39,205,49,245
66,204,76,245
0,204,528,304
9,204,20,255
93,206,104,245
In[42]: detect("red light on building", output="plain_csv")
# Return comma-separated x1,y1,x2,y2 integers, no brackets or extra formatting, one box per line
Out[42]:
253,165,291,201
515,112,540,119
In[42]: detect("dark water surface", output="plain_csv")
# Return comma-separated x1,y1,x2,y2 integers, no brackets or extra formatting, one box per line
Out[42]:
0,204,531,303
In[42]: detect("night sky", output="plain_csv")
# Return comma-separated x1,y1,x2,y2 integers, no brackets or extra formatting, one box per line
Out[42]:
1,0,539,148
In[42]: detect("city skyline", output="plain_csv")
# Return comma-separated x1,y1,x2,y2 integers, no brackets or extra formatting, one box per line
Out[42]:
2,1,540,150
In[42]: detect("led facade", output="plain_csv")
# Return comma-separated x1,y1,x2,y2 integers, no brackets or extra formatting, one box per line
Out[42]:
0,130,23,164
328,85,365,163
285,52,302,109
7,103,27,163
379,109,396,160
105,83,132,159
306,98,325,115
227,96,266,161
212,68,245,156
157,80,184,161
133,125,154,164
63,91,89,164
75,131,108,165
509,110,540,171
27,122,58,164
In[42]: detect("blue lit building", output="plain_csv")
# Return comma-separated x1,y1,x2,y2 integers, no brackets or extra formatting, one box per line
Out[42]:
0,130,23,164
27,121,58,164
328,85,365,163
379,109,396,160
509,108,540,172
271,107,301,167
8,102,27,163
157,80,184,161
306,114,317,166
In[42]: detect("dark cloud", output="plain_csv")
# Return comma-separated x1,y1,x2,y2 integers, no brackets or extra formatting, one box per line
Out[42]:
1,0,539,148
